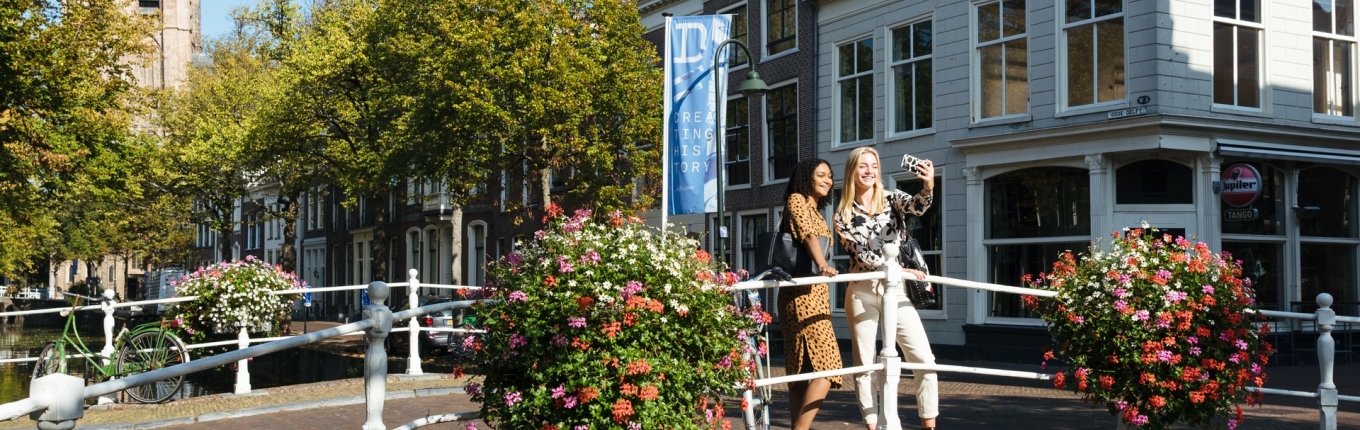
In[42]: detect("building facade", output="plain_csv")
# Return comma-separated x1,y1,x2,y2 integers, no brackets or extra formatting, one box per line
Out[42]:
644,0,1360,361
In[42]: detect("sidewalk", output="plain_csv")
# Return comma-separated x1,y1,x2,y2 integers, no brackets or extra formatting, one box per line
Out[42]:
1,360,1349,430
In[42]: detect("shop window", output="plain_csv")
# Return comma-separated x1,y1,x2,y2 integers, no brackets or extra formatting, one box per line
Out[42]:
1221,242,1281,311
986,167,1090,319
897,177,944,311
1297,167,1355,238
988,167,1090,239
1115,160,1193,204
1220,162,1284,236
1300,243,1355,309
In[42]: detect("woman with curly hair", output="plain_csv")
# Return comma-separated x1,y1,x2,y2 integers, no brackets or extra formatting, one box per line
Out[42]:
776,157,843,430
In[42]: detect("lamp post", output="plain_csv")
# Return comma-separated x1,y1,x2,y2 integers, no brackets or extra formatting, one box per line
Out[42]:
713,39,769,266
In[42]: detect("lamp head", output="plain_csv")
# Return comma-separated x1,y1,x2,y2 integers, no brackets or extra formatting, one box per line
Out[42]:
738,70,769,97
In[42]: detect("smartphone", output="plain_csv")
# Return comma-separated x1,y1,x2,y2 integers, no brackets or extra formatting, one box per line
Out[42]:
902,154,924,175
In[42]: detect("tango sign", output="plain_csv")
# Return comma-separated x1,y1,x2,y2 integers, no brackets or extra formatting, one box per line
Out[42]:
1220,163,1261,207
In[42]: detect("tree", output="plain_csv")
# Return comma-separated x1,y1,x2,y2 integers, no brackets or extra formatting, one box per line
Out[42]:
159,27,280,261
0,0,156,272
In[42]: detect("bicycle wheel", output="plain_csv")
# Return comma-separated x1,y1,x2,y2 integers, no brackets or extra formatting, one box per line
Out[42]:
31,342,63,380
116,331,189,403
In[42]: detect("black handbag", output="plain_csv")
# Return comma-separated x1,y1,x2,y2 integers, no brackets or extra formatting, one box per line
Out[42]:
898,226,937,307
756,231,829,278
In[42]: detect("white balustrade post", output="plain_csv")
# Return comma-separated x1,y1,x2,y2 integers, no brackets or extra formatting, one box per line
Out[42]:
362,281,394,430
1315,293,1338,430
878,244,904,430
98,289,116,405
406,269,422,375
30,373,85,430
234,326,251,394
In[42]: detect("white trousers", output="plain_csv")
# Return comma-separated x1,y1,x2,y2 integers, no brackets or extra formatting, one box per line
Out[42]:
845,279,939,424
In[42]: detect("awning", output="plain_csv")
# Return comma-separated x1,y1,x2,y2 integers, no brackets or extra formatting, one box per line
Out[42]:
1216,139,1360,166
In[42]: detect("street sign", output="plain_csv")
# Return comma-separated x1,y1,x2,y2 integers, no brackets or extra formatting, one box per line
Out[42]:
361,290,371,307
304,291,312,307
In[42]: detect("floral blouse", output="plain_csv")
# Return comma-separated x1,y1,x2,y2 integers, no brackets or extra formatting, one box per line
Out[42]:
834,189,933,273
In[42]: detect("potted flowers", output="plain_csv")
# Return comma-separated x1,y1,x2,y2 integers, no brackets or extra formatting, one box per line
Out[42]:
1023,224,1273,430
168,256,304,345
469,205,763,429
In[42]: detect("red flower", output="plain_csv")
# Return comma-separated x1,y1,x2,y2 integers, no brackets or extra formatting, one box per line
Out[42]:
620,383,639,396
1053,372,1066,389
1150,395,1166,409
579,387,599,403
695,249,711,263
1189,391,1206,404
453,365,465,379
1099,375,1114,389
611,398,634,423
602,322,622,338
577,296,594,310
544,275,558,287
639,385,659,401
546,202,564,218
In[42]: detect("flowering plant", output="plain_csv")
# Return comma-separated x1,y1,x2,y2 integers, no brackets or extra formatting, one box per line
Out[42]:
468,205,764,429
1023,224,1273,430
168,256,304,345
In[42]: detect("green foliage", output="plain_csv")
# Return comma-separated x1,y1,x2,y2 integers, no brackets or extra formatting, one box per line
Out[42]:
0,0,156,272
167,258,304,346
1024,224,1272,430
471,205,760,429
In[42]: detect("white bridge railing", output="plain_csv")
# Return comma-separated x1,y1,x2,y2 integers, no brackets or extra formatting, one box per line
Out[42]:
728,244,1358,430
1,257,1356,430
0,270,490,430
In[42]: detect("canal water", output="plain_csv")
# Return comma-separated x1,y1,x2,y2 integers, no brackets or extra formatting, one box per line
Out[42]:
0,325,376,404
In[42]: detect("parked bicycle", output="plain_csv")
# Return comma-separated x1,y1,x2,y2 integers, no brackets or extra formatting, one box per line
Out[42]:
736,266,790,430
30,293,191,403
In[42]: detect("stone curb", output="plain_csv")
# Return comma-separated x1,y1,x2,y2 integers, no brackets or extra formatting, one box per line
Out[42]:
73,387,466,430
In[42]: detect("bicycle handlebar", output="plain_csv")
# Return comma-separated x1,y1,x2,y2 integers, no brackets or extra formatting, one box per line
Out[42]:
748,267,793,283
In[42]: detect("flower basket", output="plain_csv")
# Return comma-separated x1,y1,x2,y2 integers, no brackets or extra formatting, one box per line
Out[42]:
169,257,304,345
468,205,763,429
1023,224,1274,430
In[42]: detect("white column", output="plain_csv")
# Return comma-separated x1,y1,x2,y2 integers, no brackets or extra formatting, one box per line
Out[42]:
963,166,987,325
406,269,423,375
877,244,904,430
1197,153,1222,248
234,327,251,394
1085,154,1111,234
1315,293,1338,430
98,289,117,405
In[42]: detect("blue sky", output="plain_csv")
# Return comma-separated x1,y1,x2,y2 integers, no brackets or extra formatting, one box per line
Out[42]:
201,0,257,41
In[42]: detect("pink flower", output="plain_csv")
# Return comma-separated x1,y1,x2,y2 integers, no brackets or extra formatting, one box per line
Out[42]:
580,250,601,265
557,256,575,273
465,423,478,430
1134,310,1150,321
1114,300,1128,311
245,255,255,261
563,395,578,409
508,291,527,302
509,334,527,349
466,383,481,396
568,317,587,328
551,385,566,399
504,391,523,407
1202,285,1215,294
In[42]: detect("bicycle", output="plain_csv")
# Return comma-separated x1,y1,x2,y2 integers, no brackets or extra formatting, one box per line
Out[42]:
30,293,191,404
736,266,792,430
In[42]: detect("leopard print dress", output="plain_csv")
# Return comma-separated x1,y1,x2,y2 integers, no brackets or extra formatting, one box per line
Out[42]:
776,193,843,388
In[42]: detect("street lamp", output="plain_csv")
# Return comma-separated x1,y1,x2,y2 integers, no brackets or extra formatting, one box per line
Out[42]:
713,39,769,266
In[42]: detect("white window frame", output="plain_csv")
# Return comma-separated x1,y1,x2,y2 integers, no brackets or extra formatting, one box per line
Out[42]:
835,35,876,147
763,79,798,185
764,0,799,59
888,18,936,138
1057,0,1126,112
1312,13,1357,120
1211,0,1265,111
893,174,946,319
972,0,1030,122
719,3,750,70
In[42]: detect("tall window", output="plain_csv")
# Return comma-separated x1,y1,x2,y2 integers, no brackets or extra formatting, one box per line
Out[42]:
985,167,1090,319
470,224,486,287
1064,0,1124,107
725,97,751,186
426,229,440,284
1313,0,1355,117
976,0,1029,119
726,5,749,66
766,83,798,181
1214,0,1262,107
739,214,769,272
1298,167,1358,306
892,21,933,133
895,178,944,311
838,38,874,144
767,0,797,54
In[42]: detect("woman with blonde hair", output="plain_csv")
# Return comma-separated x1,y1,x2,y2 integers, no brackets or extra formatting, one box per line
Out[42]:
834,146,941,430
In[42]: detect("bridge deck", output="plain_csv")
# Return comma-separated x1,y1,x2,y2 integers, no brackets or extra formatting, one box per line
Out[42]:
0,361,1351,430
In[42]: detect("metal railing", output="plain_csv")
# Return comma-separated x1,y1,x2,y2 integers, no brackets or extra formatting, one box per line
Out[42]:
2,255,1355,430
0,275,488,430
728,244,1357,430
